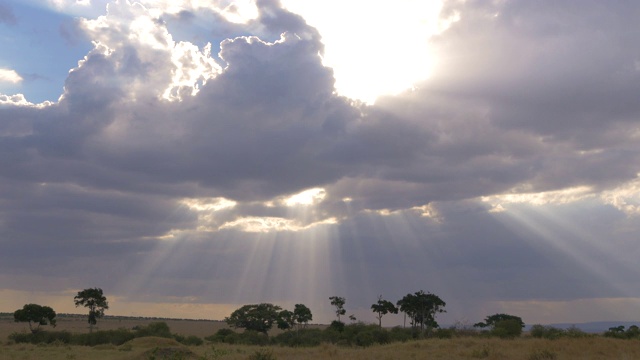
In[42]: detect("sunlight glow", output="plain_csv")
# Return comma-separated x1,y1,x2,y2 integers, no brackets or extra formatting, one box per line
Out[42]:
137,0,259,24
182,197,237,211
486,198,640,307
163,42,221,101
601,175,640,216
281,0,447,104
481,186,595,212
220,216,337,233
284,187,326,206
0,68,22,84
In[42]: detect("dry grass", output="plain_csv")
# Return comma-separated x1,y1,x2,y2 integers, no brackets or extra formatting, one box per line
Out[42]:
2,316,640,359
2,336,640,360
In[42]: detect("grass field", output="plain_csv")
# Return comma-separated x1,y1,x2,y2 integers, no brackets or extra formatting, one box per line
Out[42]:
2,315,640,359
0,314,228,340
2,336,640,360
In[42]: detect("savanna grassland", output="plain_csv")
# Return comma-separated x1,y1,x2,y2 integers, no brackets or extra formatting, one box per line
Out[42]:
3,315,640,360
3,336,640,360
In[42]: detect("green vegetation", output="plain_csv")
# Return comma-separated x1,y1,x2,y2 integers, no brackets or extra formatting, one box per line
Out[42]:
397,290,446,331
6,286,640,360
225,304,283,334
8,321,205,347
604,324,640,339
474,313,525,338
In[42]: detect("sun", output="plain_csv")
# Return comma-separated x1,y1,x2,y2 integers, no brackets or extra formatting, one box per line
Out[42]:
281,0,448,104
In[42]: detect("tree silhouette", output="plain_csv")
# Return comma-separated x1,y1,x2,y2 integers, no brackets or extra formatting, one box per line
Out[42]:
329,296,346,323
74,287,109,333
13,304,57,333
371,295,398,328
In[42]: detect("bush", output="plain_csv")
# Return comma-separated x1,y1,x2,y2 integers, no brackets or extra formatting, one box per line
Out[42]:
272,329,323,347
179,335,203,346
491,319,522,338
433,328,455,339
530,325,564,340
9,331,72,344
205,328,236,343
237,330,269,346
564,326,588,338
354,331,375,347
388,327,413,343
604,325,640,339
328,321,345,332
71,329,135,346
134,322,172,338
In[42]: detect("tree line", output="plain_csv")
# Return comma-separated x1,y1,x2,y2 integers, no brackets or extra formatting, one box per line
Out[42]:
29,287,640,346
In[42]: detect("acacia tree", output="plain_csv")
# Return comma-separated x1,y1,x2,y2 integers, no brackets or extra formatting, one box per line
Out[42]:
293,303,312,330
473,313,525,329
397,290,446,331
74,287,109,333
329,296,346,323
371,295,398,328
225,303,282,334
13,304,57,333
474,313,525,338
277,309,295,331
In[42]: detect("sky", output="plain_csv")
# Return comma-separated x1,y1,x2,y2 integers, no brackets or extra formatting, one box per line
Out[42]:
1,0,640,327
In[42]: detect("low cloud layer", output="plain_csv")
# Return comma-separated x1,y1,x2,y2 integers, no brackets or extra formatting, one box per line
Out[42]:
1,0,639,324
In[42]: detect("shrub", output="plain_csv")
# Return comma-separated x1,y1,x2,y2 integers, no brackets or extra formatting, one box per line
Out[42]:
491,319,522,338
237,330,269,346
355,331,375,347
205,328,236,343
272,329,323,347
433,328,454,339
71,329,134,346
9,331,72,344
388,327,413,343
328,320,345,332
134,322,172,338
564,326,588,338
179,335,203,346
530,325,564,340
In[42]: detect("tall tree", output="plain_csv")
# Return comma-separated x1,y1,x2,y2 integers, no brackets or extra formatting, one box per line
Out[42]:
13,304,57,333
329,296,346,322
74,287,109,333
277,309,295,331
293,303,312,330
371,295,398,328
397,290,446,331
225,303,282,334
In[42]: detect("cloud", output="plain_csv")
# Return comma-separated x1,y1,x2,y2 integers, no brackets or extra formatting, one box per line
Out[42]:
0,1,17,25
0,68,22,84
1,0,640,324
